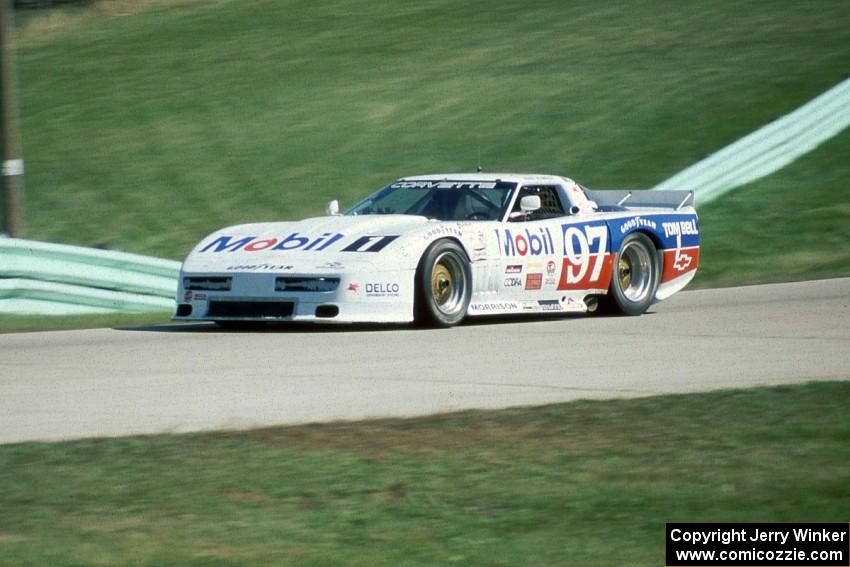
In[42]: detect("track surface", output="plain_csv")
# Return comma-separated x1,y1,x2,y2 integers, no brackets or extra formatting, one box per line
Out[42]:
1,278,848,444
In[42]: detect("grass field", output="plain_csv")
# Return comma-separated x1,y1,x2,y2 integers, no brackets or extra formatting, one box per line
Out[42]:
0,310,171,334
3,5,848,565
11,0,850,291
1,381,848,566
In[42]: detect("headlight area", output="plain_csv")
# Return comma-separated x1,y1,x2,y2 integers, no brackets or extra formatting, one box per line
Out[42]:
183,276,232,291
176,276,232,317
274,276,339,293
174,273,344,320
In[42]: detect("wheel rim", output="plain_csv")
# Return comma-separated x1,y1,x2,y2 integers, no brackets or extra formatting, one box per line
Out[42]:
618,240,653,302
430,252,466,315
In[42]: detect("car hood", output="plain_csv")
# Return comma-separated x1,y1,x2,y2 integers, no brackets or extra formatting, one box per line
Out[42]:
182,215,432,272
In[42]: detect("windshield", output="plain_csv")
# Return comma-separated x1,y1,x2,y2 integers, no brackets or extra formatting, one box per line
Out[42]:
346,180,516,221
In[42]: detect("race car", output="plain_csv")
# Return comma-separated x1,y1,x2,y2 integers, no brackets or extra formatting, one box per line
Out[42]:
174,173,699,327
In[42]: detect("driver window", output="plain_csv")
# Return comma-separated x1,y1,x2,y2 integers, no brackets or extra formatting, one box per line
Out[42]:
510,186,565,221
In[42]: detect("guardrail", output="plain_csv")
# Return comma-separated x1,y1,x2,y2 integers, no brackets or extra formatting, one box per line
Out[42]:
0,237,180,315
653,76,850,203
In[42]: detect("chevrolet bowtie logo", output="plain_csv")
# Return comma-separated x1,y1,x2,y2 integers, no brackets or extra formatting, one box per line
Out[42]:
673,252,693,272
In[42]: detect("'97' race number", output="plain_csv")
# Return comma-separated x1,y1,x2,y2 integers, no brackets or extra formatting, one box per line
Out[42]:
557,224,613,291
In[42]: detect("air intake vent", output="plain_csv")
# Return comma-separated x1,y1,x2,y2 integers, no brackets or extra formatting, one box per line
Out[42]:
207,301,294,319
315,304,339,318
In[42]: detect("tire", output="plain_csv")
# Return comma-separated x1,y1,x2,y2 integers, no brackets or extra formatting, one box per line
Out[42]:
415,239,472,327
607,232,659,316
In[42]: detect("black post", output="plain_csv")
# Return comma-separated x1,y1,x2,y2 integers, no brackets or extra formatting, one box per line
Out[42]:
0,0,24,237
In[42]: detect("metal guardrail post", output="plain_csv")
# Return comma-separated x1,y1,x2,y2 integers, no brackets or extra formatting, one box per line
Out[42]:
0,0,25,237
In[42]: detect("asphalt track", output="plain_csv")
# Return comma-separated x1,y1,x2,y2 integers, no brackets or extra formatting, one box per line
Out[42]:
1,278,848,445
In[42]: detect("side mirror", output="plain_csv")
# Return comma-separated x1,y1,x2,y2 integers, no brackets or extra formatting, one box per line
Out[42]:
520,195,541,213
325,199,340,216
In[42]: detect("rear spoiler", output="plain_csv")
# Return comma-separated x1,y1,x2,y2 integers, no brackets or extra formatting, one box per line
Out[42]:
584,189,695,211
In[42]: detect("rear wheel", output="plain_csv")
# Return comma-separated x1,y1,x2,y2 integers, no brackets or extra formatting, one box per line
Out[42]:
607,232,659,316
415,239,471,327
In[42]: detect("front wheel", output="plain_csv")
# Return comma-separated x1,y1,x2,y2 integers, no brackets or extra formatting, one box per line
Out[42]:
415,239,472,327
607,232,660,316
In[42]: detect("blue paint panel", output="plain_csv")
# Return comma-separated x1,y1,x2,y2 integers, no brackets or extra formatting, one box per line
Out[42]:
559,220,611,254
606,213,700,250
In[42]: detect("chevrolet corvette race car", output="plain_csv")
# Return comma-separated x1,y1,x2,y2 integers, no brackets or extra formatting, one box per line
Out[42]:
174,174,699,327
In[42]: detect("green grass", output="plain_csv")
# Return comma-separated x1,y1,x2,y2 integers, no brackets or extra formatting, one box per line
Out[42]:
1,381,848,566
0,310,171,334
14,0,850,272
695,128,850,287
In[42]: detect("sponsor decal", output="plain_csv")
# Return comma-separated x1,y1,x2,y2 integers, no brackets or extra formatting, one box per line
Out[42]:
505,264,523,274
673,252,694,272
225,263,294,271
661,247,700,283
201,233,344,253
365,282,401,297
316,261,344,270
495,227,556,257
538,299,563,312
618,216,657,234
183,290,208,301
345,281,401,297
467,230,488,263
423,225,462,240
391,181,498,190
504,276,522,288
470,302,519,312
544,260,558,286
662,219,699,238
525,273,543,290
341,235,400,253
557,224,613,291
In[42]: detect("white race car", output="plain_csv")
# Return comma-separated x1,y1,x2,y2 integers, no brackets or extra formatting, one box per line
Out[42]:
174,174,699,327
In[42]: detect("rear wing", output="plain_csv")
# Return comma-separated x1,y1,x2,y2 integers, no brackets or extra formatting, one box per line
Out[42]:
584,189,695,211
